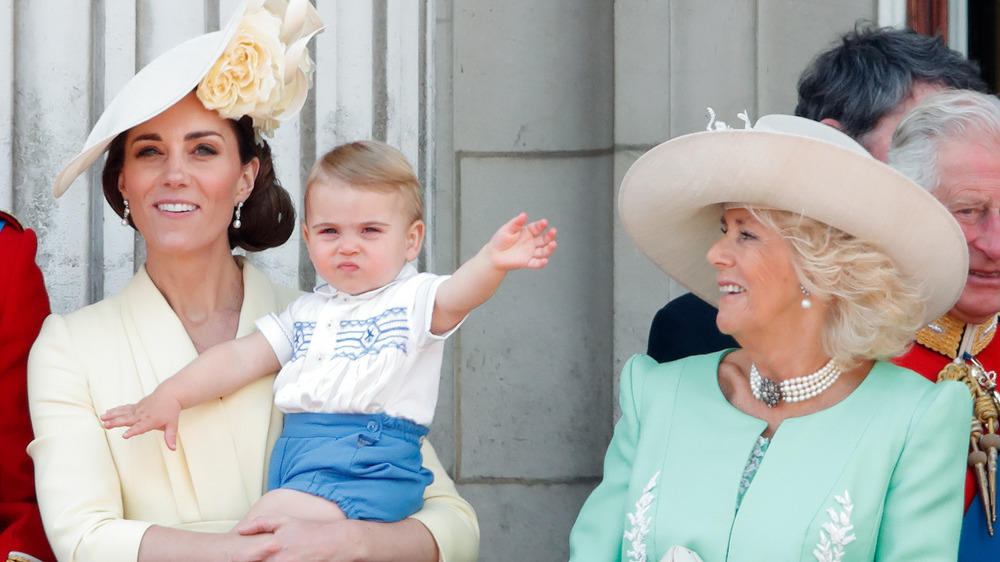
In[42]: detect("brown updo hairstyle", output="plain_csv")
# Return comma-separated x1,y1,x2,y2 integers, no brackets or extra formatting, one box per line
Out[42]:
102,114,296,252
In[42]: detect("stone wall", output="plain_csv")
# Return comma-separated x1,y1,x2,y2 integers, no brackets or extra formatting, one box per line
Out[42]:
3,1,883,559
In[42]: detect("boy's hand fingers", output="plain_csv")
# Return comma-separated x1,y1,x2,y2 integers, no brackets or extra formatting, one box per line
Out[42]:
165,424,178,451
101,405,133,421
102,408,137,429
502,212,529,234
543,227,557,243
121,417,154,438
537,240,557,258
525,218,549,236
103,418,128,429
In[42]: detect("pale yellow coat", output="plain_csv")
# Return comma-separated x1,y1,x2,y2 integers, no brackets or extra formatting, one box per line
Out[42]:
27,260,478,562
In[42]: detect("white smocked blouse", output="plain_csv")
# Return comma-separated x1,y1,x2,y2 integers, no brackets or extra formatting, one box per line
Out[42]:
255,264,460,426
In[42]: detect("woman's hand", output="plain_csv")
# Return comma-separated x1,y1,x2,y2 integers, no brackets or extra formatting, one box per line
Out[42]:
232,515,440,562
232,517,369,562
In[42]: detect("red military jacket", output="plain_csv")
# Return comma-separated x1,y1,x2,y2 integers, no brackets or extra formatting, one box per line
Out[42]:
0,211,55,561
893,317,1000,513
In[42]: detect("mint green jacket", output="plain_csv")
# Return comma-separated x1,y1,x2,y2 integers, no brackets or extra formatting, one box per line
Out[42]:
570,352,971,561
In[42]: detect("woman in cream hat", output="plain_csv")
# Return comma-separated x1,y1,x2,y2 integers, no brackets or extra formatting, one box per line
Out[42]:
27,2,477,561
569,114,972,561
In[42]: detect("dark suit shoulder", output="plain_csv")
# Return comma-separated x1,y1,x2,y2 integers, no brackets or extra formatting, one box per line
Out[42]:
646,293,737,363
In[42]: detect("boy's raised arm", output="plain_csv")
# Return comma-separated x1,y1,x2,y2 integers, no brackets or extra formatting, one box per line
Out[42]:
101,331,280,450
431,212,556,335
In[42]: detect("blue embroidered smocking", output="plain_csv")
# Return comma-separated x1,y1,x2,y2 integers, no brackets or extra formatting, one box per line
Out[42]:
334,307,410,359
291,321,316,361
259,265,453,424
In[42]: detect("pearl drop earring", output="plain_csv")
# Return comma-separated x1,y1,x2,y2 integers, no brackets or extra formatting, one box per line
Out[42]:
121,200,130,227
800,285,812,309
233,201,243,229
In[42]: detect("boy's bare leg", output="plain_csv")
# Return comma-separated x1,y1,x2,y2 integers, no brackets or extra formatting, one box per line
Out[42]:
235,488,347,530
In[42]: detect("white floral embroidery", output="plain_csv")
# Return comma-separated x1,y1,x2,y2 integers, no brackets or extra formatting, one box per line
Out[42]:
813,491,857,562
624,471,660,562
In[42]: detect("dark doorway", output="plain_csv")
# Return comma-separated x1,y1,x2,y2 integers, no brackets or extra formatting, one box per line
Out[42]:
968,1,999,92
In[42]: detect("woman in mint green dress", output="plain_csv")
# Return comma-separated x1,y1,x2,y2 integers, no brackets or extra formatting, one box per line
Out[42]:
570,114,973,561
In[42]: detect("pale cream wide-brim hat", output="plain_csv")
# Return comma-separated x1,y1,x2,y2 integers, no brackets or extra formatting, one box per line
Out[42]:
618,114,968,326
53,0,323,198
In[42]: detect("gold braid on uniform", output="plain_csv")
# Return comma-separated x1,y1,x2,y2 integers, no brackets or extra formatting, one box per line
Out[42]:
923,314,1000,535
916,314,996,358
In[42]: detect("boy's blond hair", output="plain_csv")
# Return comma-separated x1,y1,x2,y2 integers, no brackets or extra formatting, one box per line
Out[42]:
306,140,424,223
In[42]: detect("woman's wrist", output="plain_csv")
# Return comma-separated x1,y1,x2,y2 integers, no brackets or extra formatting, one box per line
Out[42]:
138,525,271,562
232,516,430,562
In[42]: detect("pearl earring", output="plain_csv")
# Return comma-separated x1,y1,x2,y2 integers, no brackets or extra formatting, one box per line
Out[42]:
233,201,243,229
800,285,812,309
121,200,130,227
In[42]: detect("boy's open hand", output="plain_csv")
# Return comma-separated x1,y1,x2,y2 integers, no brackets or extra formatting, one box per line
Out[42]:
101,394,183,451
487,212,557,271
430,212,557,334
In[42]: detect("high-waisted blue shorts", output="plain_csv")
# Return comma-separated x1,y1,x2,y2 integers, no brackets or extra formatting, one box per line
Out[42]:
268,412,433,522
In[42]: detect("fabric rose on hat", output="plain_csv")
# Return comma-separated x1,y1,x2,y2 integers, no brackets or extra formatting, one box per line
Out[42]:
197,0,322,137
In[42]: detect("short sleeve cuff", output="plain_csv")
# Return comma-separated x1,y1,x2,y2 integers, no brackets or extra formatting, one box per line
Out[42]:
254,313,294,364
415,275,464,344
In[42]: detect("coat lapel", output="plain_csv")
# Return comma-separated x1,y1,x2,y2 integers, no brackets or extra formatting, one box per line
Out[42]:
650,352,768,559
118,260,291,522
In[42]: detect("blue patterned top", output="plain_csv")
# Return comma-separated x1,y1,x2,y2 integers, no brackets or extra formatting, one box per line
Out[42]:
736,434,770,511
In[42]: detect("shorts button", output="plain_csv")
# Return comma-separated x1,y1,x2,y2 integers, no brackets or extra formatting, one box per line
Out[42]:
366,421,378,432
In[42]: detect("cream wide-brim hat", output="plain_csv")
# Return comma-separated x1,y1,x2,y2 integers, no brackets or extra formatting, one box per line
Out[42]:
53,0,323,198
618,114,968,327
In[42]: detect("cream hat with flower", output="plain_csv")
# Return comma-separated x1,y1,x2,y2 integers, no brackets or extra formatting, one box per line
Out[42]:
618,112,969,326
53,0,323,197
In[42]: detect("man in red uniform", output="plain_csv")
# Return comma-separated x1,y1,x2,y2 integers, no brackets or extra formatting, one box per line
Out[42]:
888,89,1000,560
0,210,55,562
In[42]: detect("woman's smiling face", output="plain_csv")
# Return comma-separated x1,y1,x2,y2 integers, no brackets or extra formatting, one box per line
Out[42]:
118,92,257,257
706,207,803,339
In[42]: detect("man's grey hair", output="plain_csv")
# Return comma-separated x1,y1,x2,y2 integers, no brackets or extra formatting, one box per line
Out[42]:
888,89,1000,193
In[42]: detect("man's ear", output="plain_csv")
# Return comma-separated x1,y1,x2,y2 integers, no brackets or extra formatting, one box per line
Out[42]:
405,219,425,262
819,118,843,131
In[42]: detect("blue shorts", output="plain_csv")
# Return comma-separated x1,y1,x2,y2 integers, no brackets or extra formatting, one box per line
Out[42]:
267,412,433,522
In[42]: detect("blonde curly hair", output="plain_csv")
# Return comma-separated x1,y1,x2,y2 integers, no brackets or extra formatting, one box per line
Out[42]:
749,207,927,362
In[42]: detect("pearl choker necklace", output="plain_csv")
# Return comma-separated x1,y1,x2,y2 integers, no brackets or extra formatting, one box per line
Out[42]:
749,358,844,408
